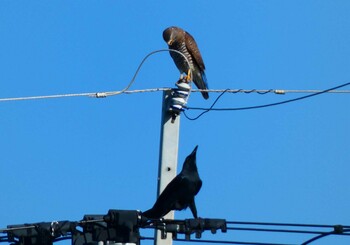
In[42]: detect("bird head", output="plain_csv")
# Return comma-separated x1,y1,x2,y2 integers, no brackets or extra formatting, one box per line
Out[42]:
163,26,183,46
181,145,199,173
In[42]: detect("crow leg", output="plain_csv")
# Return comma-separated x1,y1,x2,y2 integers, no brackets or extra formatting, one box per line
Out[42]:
189,199,198,219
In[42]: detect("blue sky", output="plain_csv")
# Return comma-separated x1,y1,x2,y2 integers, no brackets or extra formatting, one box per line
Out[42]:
0,1,350,244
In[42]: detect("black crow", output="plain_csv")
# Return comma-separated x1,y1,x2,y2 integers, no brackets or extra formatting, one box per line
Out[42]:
143,145,202,219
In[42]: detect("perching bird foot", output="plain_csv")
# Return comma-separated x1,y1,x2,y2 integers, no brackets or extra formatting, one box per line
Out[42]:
185,69,192,82
197,217,204,228
176,78,191,91
179,74,190,84
194,217,205,238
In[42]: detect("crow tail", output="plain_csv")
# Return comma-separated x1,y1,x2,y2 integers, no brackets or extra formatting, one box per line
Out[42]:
142,208,161,219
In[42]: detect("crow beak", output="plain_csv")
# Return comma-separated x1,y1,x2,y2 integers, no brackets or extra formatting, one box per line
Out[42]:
191,145,198,155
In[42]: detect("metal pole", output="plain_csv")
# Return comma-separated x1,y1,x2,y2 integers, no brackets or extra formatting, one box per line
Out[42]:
154,90,180,245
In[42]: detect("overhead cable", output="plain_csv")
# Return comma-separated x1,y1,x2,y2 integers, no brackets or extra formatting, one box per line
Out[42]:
184,82,350,120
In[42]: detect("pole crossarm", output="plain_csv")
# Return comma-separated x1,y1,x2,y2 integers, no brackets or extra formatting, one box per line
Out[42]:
0,209,227,245
2,211,350,245
143,218,227,240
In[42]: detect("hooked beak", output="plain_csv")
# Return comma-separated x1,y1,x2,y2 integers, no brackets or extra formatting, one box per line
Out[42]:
167,39,174,45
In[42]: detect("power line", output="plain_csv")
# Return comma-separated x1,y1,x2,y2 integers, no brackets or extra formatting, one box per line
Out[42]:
226,226,350,236
0,87,349,103
228,227,331,235
193,88,350,94
0,48,191,102
0,47,349,103
224,221,350,245
0,88,171,102
2,214,350,245
145,237,295,245
226,221,350,229
301,228,350,245
184,82,350,120
174,238,297,245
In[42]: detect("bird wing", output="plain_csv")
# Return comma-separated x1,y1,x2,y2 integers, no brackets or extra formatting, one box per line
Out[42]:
194,178,203,195
156,174,192,208
184,31,206,71
144,175,193,218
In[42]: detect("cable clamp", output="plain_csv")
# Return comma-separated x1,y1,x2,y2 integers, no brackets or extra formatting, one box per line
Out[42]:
334,225,344,234
95,92,107,98
274,89,285,95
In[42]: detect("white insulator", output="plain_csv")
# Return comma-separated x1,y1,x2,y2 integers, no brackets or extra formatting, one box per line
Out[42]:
174,90,189,98
172,97,186,106
171,104,183,111
175,81,191,91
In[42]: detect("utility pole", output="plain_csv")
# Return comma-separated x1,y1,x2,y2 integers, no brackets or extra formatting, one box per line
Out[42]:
154,90,181,245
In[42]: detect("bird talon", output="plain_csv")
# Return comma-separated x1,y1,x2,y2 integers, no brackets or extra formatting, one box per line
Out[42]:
186,69,192,82
179,74,188,84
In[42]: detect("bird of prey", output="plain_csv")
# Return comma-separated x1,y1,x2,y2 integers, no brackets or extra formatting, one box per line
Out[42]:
163,26,209,99
143,145,202,219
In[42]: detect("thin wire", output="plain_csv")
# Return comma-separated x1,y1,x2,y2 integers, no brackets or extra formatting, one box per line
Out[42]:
227,227,330,235
0,92,97,102
184,82,350,120
174,238,297,245
190,82,350,111
226,221,350,229
147,235,298,245
2,87,348,103
0,49,190,102
104,48,191,97
141,236,154,241
2,222,350,245
192,89,350,94
2,220,350,233
0,46,348,103
183,89,229,120
142,221,350,245
0,88,174,102
301,228,350,245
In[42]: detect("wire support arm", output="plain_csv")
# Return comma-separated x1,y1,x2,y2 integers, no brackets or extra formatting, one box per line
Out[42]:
143,218,227,240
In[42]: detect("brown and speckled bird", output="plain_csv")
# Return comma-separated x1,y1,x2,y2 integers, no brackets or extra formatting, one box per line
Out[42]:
163,26,209,99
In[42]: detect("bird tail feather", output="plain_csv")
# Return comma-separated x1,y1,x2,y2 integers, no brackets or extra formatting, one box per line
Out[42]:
142,208,160,219
193,71,209,99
